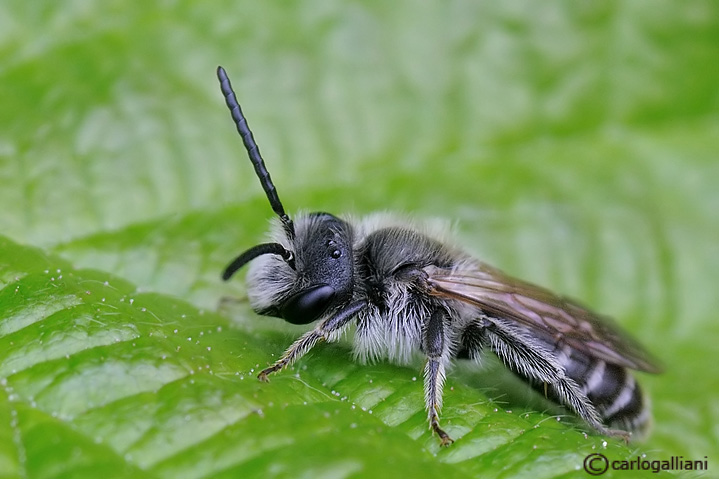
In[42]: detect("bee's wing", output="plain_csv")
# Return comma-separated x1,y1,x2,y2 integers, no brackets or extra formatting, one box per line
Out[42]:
426,264,662,373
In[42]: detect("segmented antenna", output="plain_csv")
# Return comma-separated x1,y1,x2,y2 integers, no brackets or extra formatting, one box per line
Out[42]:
222,242,295,280
217,66,295,238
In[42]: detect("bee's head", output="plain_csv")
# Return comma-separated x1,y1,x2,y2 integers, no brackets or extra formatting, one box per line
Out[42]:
217,66,354,324
242,212,354,324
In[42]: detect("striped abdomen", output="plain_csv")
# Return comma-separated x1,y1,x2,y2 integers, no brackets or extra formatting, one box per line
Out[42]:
551,343,650,434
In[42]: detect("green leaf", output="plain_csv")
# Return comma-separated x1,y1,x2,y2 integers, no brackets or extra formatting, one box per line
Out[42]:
0,237,671,479
2,1,718,478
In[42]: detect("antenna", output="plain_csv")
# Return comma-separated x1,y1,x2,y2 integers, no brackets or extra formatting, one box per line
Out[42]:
217,66,295,238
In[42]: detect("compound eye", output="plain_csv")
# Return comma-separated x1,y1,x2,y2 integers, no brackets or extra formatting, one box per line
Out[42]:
279,284,336,325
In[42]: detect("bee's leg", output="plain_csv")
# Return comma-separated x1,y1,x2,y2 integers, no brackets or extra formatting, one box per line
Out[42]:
484,319,630,440
423,308,454,446
456,319,488,360
258,300,367,381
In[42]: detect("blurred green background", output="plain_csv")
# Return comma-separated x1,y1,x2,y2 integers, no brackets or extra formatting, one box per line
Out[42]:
1,1,718,478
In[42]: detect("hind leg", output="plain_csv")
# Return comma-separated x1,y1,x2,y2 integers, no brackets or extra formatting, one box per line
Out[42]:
483,318,630,440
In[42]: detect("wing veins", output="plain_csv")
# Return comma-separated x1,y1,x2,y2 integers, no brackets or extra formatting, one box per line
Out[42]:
427,269,661,373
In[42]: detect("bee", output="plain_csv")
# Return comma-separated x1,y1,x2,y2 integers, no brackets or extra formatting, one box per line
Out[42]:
216,66,661,446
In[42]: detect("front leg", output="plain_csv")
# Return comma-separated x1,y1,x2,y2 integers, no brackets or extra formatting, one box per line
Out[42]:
423,307,454,446
258,300,367,381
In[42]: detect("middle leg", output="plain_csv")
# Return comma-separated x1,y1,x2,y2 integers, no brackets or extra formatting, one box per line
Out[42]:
423,307,453,446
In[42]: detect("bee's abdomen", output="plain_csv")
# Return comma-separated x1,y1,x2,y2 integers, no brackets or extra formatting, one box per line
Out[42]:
557,346,650,433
